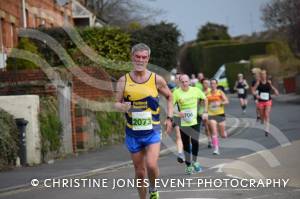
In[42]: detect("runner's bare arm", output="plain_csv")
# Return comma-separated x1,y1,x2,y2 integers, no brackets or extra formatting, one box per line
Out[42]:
156,75,173,133
156,75,173,117
204,97,208,113
244,80,249,89
201,97,209,120
114,76,130,112
252,80,260,96
221,91,229,105
269,81,279,96
234,81,238,91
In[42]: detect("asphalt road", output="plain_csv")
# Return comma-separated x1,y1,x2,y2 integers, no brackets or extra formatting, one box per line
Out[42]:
1,97,300,199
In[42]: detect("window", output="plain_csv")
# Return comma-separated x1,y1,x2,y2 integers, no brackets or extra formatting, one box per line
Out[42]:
33,15,37,27
10,23,14,47
0,18,6,69
25,9,29,27
0,18,3,50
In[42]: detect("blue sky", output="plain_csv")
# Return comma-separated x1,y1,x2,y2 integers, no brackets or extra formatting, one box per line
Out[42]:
147,0,272,42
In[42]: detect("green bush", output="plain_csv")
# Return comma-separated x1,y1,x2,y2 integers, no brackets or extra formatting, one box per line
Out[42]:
196,22,231,42
79,27,131,62
95,111,126,146
6,38,41,70
184,41,270,77
36,26,132,78
0,108,19,170
130,22,181,71
251,40,300,78
266,41,295,62
39,97,62,158
13,24,180,78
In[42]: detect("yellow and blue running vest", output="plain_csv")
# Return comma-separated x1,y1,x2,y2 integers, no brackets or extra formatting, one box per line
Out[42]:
123,72,160,137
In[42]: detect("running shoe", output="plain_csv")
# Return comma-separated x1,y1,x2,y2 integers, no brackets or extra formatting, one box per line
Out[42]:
185,165,194,175
192,162,202,173
256,117,261,122
149,191,159,199
213,148,220,155
177,152,184,163
223,131,228,138
265,131,269,137
208,141,212,148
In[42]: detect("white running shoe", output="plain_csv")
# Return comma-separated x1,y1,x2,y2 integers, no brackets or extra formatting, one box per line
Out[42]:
213,148,220,155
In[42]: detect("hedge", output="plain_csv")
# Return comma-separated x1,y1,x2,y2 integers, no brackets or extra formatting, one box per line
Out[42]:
199,40,240,47
225,62,252,92
183,41,271,77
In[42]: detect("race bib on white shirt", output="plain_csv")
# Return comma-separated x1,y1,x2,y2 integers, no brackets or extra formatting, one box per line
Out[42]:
238,88,245,94
260,92,270,100
132,111,152,131
181,109,196,123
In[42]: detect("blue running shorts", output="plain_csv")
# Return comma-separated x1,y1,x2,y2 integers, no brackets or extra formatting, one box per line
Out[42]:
125,131,161,153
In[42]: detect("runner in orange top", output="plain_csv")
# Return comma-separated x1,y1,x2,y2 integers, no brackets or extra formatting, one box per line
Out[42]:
207,79,229,155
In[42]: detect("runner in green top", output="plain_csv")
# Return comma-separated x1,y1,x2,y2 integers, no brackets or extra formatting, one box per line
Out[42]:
173,74,208,175
194,72,204,91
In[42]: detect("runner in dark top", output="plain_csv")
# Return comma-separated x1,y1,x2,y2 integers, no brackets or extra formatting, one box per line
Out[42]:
252,70,279,137
234,73,249,113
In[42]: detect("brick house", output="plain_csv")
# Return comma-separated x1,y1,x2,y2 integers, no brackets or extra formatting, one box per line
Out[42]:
0,0,73,68
0,1,115,158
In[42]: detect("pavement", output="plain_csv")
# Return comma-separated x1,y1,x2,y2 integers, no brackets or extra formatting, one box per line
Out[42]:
0,144,132,193
0,117,240,194
0,93,298,194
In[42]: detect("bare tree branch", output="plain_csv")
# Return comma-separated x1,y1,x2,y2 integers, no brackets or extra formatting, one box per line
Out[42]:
81,0,163,27
261,0,300,52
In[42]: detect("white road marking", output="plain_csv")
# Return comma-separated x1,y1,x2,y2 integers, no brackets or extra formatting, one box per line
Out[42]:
209,164,226,173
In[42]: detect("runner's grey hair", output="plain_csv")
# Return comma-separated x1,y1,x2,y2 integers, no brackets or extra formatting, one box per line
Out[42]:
131,43,151,56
